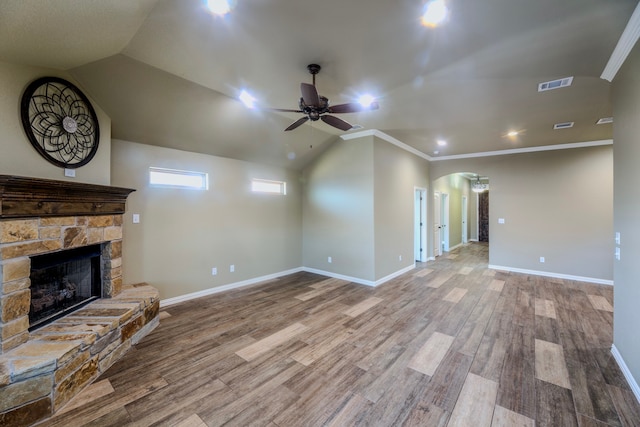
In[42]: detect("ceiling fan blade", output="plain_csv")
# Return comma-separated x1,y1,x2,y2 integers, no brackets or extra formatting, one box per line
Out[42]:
329,101,379,114
270,108,304,113
321,115,353,131
300,83,320,107
285,116,309,131
328,103,363,114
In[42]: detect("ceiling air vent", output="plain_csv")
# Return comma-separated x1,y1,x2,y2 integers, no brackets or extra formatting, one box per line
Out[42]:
596,117,613,125
538,76,574,92
553,122,574,130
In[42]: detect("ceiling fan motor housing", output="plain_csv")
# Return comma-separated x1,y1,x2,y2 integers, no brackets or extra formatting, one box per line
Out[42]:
299,95,329,121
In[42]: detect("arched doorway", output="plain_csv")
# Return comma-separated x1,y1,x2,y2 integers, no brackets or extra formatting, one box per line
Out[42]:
432,172,489,254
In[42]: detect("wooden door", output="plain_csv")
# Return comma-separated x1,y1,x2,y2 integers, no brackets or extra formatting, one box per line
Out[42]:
479,191,489,242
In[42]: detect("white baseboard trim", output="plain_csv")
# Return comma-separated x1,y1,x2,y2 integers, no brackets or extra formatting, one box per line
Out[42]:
161,263,419,307
447,243,463,252
487,265,613,286
302,264,416,288
373,264,416,287
468,239,479,242
427,257,436,261
160,267,304,307
301,267,376,286
611,344,640,404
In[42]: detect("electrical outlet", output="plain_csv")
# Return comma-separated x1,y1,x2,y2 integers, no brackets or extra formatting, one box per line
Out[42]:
230,264,235,273
399,255,402,261
211,267,217,276
328,256,332,263
539,257,545,263
615,247,621,261
615,232,621,245
498,218,505,224
64,168,76,178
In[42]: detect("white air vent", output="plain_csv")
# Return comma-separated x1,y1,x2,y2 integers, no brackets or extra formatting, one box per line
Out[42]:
553,122,574,130
538,76,574,92
596,117,613,125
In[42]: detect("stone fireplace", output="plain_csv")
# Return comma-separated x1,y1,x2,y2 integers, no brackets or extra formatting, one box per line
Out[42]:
0,175,160,426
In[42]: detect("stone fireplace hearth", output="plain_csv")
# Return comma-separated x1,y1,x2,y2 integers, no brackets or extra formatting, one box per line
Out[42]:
0,175,160,426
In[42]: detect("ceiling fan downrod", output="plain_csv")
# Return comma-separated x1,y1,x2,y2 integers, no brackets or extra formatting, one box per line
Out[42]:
307,63,321,86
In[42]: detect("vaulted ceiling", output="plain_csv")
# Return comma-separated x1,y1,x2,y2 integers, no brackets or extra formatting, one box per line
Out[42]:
0,0,636,169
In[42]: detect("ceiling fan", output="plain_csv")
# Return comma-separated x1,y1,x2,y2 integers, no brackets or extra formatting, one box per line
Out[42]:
273,64,379,132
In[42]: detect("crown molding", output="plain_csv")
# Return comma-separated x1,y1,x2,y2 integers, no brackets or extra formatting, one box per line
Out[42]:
341,129,433,161
601,2,640,82
429,139,613,161
341,130,612,162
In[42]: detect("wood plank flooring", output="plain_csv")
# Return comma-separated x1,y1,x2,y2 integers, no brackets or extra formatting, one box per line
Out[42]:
39,243,640,426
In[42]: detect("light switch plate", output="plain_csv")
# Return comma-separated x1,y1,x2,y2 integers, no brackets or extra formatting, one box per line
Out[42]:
64,168,76,177
132,214,140,223
498,218,505,224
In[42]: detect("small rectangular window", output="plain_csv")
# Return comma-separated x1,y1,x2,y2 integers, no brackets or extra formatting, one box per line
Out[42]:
149,167,208,190
251,179,286,195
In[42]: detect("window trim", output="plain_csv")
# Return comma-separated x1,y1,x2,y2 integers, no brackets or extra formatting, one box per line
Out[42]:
251,178,287,195
149,167,209,190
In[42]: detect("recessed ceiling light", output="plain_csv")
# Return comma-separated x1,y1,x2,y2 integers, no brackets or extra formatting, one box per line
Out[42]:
538,77,573,92
239,90,256,109
206,0,231,16
421,0,449,27
596,117,613,125
437,139,447,146
433,150,440,155
507,131,519,137
358,94,376,108
553,121,574,130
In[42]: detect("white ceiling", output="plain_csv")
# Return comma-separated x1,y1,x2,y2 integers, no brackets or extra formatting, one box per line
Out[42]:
0,0,636,169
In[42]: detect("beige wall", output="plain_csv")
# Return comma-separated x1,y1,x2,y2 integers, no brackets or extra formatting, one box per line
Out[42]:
612,42,640,386
373,137,430,279
431,145,613,281
111,140,302,300
302,136,375,280
0,60,111,185
302,135,430,283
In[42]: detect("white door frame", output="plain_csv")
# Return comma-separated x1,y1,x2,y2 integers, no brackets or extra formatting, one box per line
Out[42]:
414,187,427,262
462,195,468,244
441,193,450,252
434,191,441,257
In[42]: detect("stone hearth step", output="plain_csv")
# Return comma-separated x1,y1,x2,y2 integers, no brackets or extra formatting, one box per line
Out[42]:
0,283,159,427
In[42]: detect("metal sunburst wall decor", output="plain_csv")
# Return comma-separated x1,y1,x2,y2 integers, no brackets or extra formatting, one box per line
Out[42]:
21,77,100,168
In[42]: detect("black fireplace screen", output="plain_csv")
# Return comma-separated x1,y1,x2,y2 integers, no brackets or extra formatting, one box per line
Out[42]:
29,244,102,330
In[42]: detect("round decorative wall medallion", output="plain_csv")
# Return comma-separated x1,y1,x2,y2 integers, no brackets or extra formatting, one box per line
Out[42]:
21,76,100,168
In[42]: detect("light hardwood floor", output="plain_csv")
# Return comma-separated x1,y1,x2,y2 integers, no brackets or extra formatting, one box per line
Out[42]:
39,243,640,426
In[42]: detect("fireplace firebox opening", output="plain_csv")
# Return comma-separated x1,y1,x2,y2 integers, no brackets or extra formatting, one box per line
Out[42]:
29,244,103,330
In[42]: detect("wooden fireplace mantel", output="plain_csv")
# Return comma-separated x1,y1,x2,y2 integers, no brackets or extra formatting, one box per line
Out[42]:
0,175,135,219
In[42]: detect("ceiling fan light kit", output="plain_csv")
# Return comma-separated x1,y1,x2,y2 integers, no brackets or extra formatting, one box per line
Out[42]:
275,64,379,132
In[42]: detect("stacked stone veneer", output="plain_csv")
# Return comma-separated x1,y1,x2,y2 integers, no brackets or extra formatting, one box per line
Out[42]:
0,215,160,426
